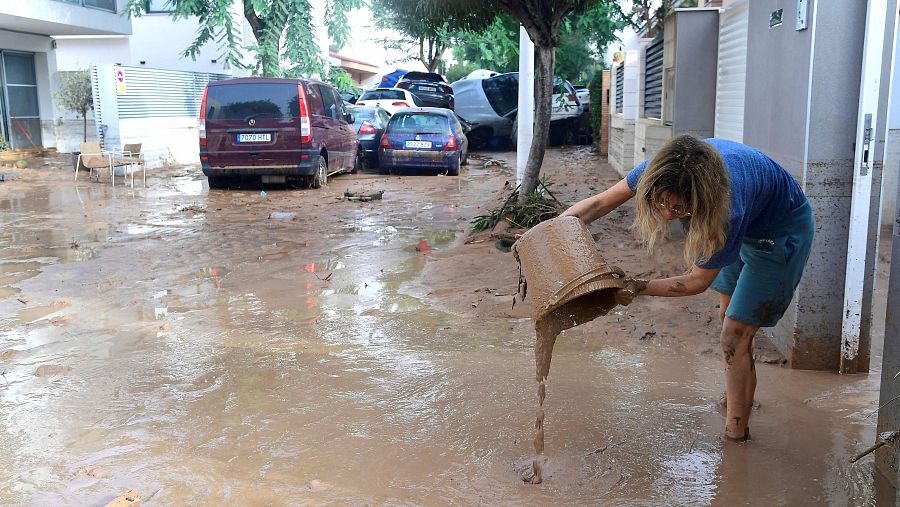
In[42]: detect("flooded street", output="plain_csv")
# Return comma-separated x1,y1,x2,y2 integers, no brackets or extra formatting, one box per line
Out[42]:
0,150,887,505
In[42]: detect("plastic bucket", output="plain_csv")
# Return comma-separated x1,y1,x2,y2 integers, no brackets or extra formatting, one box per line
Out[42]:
513,216,628,378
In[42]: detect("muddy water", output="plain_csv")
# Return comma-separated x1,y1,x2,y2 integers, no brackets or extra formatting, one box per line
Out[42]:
0,159,888,505
513,216,628,484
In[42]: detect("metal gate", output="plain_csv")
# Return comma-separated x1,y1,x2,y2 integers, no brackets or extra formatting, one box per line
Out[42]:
644,36,664,119
714,0,749,142
615,64,624,113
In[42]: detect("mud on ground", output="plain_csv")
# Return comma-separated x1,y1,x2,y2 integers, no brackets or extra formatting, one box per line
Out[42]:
0,148,884,505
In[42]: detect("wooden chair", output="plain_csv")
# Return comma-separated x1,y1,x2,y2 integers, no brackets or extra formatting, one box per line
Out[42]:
75,142,112,184
111,143,146,187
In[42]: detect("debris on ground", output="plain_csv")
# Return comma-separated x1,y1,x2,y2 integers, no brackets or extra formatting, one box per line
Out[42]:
76,465,110,478
470,177,565,233
179,204,206,214
34,364,73,377
416,240,432,252
344,190,384,202
268,211,296,219
0,173,21,181
104,489,140,506
483,159,505,168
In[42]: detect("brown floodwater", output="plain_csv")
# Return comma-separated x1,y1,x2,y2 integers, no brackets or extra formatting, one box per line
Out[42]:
0,159,888,505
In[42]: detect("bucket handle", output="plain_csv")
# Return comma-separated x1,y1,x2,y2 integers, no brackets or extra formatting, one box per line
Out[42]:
544,265,626,308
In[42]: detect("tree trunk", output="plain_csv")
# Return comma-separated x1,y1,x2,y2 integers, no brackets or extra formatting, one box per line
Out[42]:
518,44,555,204
82,114,87,142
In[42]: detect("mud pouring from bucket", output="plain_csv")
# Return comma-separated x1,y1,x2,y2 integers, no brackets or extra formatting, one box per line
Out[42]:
512,215,642,484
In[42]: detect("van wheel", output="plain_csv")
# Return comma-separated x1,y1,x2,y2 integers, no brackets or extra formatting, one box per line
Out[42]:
207,175,229,189
311,155,328,188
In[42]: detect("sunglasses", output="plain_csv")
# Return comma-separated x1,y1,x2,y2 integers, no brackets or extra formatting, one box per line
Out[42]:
655,201,692,217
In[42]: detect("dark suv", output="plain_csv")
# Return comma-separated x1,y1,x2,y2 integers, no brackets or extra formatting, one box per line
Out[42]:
200,77,360,189
396,71,454,110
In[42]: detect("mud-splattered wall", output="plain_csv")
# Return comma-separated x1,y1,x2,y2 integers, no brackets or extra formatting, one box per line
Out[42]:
743,0,867,370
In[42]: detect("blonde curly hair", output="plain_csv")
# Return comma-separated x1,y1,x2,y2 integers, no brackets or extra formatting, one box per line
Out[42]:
633,135,731,266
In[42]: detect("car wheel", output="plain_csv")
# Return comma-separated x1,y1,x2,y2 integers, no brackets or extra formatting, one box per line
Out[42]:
207,175,229,189
311,155,328,188
448,154,460,176
461,149,468,166
352,148,365,174
510,115,518,150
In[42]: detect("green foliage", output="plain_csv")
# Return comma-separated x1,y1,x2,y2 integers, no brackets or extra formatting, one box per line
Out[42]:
125,0,362,78
53,69,94,142
371,0,455,72
588,70,604,151
448,4,625,84
326,67,359,95
0,137,9,152
445,61,480,83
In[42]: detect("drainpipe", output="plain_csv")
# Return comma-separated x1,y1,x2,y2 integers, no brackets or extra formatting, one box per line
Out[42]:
841,0,892,373
517,25,535,187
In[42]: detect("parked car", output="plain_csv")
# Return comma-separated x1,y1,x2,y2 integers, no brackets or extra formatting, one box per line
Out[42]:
354,87,419,115
379,108,468,176
396,71,455,110
573,85,591,111
451,72,583,149
199,77,360,189
349,105,390,169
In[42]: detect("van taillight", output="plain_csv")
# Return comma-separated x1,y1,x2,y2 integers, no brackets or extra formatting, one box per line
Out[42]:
199,87,208,147
298,83,311,143
445,135,457,151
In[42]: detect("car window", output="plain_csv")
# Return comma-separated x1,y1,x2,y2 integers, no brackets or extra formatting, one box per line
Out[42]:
305,83,325,116
205,83,299,120
318,84,337,119
481,74,518,117
330,88,346,120
359,90,405,101
352,108,376,129
389,113,450,134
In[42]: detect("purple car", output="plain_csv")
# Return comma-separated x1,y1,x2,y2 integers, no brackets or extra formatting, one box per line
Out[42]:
378,108,468,176
199,77,360,189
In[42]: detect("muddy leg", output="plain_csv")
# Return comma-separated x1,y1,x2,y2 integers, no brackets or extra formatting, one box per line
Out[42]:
721,317,758,440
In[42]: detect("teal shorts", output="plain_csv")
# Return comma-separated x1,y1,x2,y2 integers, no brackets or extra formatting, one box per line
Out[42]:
709,200,815,327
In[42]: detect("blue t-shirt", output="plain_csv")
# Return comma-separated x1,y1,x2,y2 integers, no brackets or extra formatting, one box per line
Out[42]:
626,138,806,269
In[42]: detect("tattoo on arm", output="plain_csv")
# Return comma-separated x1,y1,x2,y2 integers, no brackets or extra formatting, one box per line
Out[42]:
668,281,688,294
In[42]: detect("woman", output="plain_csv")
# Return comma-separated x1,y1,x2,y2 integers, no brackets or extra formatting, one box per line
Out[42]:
562,134,814,442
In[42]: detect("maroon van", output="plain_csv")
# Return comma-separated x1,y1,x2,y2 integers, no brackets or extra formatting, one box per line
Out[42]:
199,77,360,188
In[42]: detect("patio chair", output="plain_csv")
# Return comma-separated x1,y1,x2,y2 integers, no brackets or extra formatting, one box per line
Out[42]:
111,143,146,187
75,142,112,184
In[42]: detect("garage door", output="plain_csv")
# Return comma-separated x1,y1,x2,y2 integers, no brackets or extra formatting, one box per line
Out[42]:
713,0,749,143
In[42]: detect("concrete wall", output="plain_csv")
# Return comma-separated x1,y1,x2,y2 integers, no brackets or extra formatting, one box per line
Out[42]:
0,0,131,36
635,119,672,164
128,12,244,74
744,0,867,370
672,9,719,138
600,70,610,157
610,114,635,177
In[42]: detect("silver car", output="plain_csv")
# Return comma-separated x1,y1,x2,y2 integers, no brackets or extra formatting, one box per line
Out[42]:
451,72,583,148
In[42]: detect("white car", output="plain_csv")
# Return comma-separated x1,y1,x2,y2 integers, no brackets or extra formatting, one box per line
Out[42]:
354,87,419,115
573,85,590,111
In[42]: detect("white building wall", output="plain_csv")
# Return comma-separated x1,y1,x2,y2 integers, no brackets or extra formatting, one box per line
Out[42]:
883,22,900,230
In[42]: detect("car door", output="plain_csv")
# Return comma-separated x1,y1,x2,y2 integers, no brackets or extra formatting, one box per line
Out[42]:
328,86,356,170
317,84,341,170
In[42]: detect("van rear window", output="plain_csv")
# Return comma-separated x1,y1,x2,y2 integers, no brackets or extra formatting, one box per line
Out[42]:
206,83,299,120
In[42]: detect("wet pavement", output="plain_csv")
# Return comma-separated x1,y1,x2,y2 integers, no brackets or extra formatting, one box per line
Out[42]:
0,155,889,505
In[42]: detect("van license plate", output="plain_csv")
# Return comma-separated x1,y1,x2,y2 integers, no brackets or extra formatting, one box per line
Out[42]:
405,140,432,149
238,133,271,142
